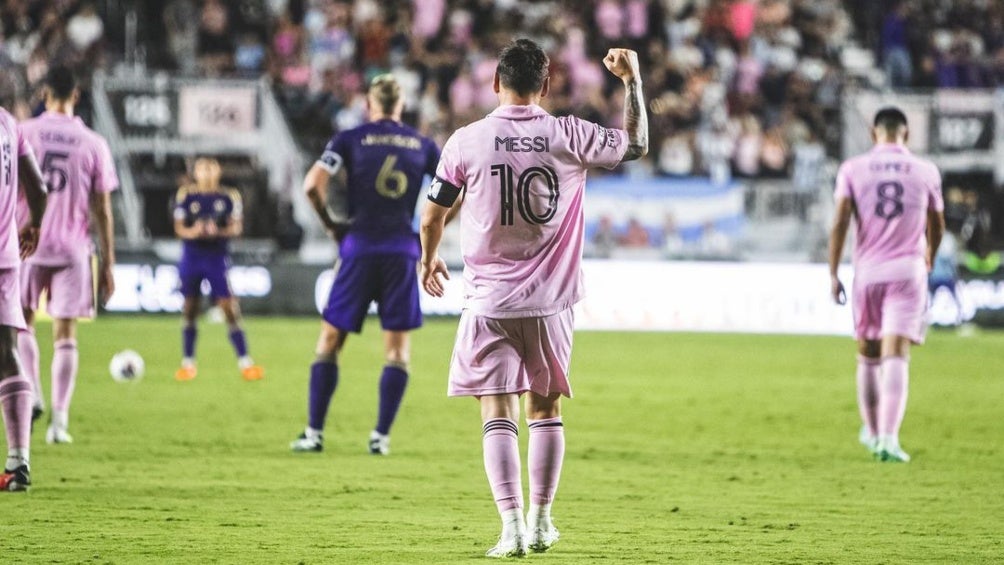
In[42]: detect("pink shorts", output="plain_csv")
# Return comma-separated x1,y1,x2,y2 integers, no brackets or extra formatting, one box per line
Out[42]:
448,309,574,398
0,267,26,330
852,276,928,344
21,258,95,319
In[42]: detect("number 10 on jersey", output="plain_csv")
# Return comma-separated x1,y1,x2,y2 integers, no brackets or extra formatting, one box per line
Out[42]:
490,163,560,226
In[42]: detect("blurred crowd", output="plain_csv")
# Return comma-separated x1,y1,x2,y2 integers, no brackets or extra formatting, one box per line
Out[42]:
858,0,1004,89
155,0,851,183
0,0,106,120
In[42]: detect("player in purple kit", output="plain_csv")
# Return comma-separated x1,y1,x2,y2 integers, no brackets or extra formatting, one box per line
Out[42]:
173,157,263,382
15,67,117,445
829,107,945,463
290,74,439,456
0,104,47,491
420,40,648,556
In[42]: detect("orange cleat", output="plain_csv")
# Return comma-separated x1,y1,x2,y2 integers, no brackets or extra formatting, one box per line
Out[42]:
175,365,197,381
241,365,264,381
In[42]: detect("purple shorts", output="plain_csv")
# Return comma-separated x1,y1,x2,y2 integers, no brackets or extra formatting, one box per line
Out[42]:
179,253,232,300
448,309,574,398
323,254,422,333
853,276,928,344
21,258,95,319
0,267,26,330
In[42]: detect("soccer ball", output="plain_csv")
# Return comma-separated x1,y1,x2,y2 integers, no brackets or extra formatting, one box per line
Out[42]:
109,350,145,382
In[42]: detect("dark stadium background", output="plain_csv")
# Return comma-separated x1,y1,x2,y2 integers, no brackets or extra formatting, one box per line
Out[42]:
1,0,1002,325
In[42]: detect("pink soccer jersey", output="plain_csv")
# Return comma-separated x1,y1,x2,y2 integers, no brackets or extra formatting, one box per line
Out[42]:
0,108,34,269
835,143,943,284
435,104,627,318
18,111,118,266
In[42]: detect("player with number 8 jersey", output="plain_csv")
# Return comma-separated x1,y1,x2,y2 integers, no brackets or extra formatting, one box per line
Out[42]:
828,107,945,464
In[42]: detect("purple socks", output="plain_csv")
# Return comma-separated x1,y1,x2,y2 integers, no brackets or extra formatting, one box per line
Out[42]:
182,325,196,359
375,365,408,435
307,361,339,431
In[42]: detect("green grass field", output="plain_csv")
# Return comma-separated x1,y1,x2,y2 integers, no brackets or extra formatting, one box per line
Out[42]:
4,316,1003,564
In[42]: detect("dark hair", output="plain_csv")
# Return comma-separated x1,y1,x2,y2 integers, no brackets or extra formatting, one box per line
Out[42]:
873,106,908,133
497,39,549,96
45,66,77,101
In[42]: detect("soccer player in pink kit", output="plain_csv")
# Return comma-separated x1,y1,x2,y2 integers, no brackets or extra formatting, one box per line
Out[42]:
0,105,47,491
420,39,648,557
15,67,118,445
829,107,945,463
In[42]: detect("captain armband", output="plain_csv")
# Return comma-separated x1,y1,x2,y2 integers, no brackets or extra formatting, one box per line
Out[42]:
427,176,463,207
317,150,343,175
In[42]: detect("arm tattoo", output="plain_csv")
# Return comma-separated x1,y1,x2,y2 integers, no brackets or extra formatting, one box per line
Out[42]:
621,79,649,162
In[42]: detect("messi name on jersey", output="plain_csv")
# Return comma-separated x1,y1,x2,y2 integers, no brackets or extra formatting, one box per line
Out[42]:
494,136,550,153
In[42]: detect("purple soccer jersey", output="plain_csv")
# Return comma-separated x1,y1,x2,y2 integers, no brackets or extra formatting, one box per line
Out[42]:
318,119,440,259
0,109,35,269
835,143,943,284
432,104,627,318
174,186,241,299
317,118,438,333
17,111,118,266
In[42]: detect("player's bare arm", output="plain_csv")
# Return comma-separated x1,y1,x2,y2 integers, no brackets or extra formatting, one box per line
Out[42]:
443,191,463,225
603,48,648,162
419,201,451,297
18,152,46,260
89,190,115,305
218,215,243,238
828,196,854,304
303,163,349,240
174,217,205,240
926,208,945,271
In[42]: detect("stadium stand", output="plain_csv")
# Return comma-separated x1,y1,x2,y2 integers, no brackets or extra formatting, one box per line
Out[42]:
4,1,1004,262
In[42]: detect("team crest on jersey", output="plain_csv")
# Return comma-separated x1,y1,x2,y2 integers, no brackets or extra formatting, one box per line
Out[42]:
190,201,201,214
214,199,227,213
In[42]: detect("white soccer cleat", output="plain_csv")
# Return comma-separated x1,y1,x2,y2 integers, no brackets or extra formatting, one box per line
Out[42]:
485,531,527,559
45,425,73,445
858,425,878,455
877,437,911,463
290,430,323,452
527,524,560,553
368,431,390,455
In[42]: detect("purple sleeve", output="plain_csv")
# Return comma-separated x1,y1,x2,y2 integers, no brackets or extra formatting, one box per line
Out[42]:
566,116,628,170
927,163,944,212
317,133,347,174
425,138,442,179
93,137,119,193
434,132,464,187
834,162,852,201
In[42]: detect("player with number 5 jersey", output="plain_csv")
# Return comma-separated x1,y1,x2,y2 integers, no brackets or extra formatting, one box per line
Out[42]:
15,67,118,446
828,107,945,464
290,74,440,456
420,39,648,557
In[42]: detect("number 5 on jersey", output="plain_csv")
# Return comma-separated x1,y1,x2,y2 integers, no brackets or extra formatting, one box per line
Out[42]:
42,151,70,192
491,163,559,226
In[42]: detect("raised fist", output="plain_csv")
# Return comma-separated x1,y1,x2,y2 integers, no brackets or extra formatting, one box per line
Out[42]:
603,48,641,82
